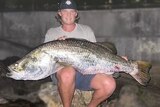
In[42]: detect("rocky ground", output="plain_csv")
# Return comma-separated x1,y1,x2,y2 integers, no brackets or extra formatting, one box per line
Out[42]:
0,57,159,107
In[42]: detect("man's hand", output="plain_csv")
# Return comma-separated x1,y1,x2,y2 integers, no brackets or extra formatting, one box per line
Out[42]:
121,56,128,61
57,36,67,40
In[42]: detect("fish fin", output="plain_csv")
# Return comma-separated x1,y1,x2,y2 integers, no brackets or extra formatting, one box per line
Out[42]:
96,42,117,55
57,62,72,67
52,62,71,73
129,61,152,86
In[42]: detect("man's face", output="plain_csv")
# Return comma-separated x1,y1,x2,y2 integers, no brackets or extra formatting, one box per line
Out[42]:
58,9,78,25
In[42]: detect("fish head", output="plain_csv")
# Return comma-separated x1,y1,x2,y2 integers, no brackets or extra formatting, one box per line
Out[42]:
7,50,56,80
7,56,36,80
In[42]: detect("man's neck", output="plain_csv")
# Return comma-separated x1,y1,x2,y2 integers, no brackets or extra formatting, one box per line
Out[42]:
62,23,76,32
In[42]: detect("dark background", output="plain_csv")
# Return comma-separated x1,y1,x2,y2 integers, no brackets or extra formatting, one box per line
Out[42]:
0,0,160,11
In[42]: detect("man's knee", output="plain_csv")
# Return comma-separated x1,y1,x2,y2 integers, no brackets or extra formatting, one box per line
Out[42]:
56,66,76,82
91,74,116,95
102,76,116,94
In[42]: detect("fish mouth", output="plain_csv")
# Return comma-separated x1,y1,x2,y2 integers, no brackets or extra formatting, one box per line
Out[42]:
6,66,13,77
7,66,17,73
6,72,22,80
6,66,17,77
6,72,12,77
7,66,13,72
6,67,24,80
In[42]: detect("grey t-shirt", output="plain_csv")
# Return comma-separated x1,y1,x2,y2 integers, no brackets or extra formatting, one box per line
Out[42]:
44,23,96,43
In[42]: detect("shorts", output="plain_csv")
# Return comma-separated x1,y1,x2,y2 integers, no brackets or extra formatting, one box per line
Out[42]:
50,71,96,91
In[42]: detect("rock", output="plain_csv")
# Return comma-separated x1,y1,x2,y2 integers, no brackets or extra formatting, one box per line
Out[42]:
2,56,20,66
106,84,160,107
115,85,147,107
0,96,8,104
97,41,117,54
0,99,45,107
38,82,93,107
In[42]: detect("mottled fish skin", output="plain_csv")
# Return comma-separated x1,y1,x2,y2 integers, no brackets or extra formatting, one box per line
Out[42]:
7,38,151,85
7,39,135,79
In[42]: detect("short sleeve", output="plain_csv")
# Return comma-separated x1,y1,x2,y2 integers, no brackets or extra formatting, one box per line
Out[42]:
85,25,96,42
43,28,59,43
44,30,51,43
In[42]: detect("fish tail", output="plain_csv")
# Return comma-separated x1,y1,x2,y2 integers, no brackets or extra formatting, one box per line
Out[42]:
129,61,152,86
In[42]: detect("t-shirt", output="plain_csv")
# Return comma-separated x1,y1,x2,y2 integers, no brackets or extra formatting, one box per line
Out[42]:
44,23,96,43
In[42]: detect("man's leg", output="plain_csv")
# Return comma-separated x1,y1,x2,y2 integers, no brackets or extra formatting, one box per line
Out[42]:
88,74,116,107
56,66,76,107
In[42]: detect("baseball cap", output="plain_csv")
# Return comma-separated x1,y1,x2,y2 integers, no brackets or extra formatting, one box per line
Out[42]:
59,0,77,10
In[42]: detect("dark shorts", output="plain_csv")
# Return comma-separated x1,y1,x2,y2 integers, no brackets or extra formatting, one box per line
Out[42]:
50,71,96,91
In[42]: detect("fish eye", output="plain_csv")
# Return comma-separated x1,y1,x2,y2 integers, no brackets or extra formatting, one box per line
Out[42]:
15,63,18,67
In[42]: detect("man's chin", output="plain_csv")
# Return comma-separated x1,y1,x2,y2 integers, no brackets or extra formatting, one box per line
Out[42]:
65,22,75,25
63,21,75,25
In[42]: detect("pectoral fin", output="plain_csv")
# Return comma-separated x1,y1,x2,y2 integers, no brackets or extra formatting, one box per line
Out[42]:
54,61,72,72
57,62,72,67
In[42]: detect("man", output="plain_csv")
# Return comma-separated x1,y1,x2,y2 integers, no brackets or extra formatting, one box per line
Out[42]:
44,0,116,107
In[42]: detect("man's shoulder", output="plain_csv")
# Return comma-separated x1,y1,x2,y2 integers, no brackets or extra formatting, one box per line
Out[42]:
77,24,93,31
77,24,93,33
77,24,91,29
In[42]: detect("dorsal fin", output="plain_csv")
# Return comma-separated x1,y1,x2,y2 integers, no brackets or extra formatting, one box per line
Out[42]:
96,42,117,55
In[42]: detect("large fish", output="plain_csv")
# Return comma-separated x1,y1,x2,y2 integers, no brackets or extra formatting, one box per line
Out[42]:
7,38,152,86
